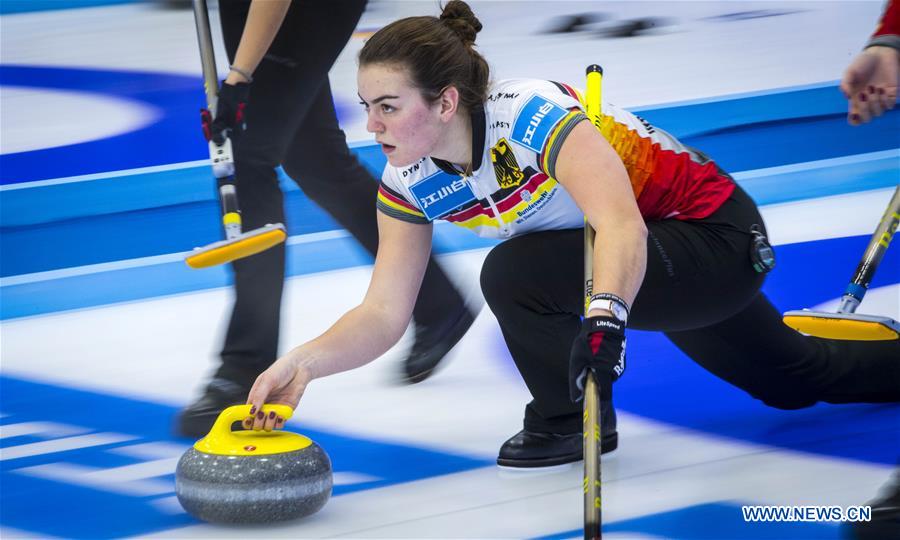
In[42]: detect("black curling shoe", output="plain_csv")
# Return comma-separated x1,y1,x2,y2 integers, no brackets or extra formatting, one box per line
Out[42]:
401,305,478,384
175,378,249,439
497,403,618,468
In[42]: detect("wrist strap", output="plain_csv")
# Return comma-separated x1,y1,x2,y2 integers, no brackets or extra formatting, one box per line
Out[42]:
229,65,254,83
588,293,630,317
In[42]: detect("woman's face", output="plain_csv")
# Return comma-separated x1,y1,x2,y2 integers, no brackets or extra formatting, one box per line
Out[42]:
358,63,445,167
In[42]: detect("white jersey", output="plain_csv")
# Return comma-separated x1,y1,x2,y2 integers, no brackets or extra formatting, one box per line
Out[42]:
376,78,733,239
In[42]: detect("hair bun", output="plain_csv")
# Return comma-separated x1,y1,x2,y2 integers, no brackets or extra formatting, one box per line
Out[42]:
439,0,482,45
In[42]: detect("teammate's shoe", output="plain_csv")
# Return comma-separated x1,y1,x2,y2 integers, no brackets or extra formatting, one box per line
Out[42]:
401,304,478,384
175,378,249,438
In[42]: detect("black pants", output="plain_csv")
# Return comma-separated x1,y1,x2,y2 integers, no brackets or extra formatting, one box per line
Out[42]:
481,185,900,433
215,0,464,384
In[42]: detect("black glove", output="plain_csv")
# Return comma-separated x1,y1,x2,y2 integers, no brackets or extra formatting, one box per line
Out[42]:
205,81,250,145
569,315,626,402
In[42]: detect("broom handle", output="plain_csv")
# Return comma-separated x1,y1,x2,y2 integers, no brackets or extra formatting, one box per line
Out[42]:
193,0,220,114
839,185,900,313
583,230,601,540
583,64,603,540
192,0,242,239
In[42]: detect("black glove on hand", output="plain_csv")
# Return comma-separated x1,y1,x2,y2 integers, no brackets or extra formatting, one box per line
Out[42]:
569,315,626,402
206,81,250,145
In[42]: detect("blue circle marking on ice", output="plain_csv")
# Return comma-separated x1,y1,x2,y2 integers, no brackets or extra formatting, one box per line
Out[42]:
1,85,160,154
0,65,208,185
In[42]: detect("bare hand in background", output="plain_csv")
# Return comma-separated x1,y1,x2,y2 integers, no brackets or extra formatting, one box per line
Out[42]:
840,45,899,125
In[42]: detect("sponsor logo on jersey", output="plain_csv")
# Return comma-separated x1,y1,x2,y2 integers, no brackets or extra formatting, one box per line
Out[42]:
490,138,525,189
409,170,477,221
487,91,519,102
401,158,426,178
511,95,567,152
514,188,556,224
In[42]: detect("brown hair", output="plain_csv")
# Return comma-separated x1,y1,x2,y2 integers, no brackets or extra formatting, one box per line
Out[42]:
359,1,490,111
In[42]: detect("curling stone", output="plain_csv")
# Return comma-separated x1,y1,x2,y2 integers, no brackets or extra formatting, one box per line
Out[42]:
175,404,332,524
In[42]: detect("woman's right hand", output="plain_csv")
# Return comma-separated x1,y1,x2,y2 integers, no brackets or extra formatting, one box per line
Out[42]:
244,355,312,430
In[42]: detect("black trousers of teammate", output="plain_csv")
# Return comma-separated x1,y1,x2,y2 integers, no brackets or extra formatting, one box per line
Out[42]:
215,0,464,384
481,184,900,433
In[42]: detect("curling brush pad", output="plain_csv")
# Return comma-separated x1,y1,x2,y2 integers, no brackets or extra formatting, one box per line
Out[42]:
185,225,286,269
784,311,900,341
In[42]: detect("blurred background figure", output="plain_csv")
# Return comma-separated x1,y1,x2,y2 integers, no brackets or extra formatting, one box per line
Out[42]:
176,0,478,438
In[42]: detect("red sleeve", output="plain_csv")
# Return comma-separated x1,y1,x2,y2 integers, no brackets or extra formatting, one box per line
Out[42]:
869,0,900,50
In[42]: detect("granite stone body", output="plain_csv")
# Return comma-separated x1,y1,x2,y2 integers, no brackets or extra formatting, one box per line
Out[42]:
175,442,332,524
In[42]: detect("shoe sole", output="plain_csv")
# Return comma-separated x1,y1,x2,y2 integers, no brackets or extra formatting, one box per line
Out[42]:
495,432,618,468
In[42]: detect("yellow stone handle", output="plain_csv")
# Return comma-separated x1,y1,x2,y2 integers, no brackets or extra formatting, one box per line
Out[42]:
195,404,308,455
209,404,294,436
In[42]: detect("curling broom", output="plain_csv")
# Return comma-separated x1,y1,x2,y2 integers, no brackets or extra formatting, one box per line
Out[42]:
185,0,286,269
583,63,604,540
783,185,899,340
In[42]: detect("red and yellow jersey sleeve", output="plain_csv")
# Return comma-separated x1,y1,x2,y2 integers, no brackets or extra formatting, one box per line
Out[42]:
551,80,734,221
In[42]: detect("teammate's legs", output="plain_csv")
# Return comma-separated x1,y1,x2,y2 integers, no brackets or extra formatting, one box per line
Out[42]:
215,0,368,385
177,0,368,436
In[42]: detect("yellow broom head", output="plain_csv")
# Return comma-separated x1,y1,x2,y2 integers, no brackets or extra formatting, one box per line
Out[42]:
783,310,900,341
185,224,287,269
